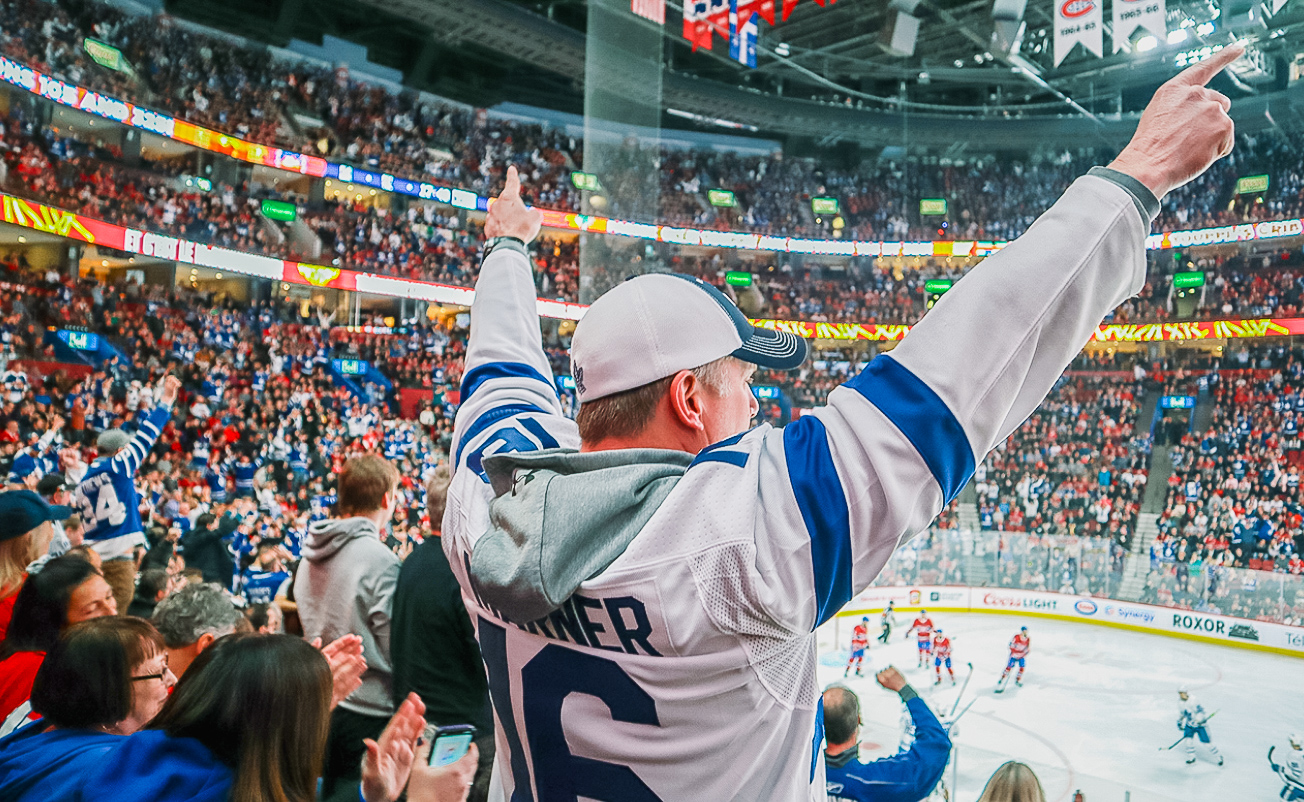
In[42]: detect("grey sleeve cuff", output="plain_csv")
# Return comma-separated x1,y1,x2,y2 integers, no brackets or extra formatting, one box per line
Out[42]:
898,685,920,703
483,236,529,261
1087,166,1160,227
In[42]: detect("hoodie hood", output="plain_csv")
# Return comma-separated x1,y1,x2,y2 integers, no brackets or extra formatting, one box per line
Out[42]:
0,727,121,802
79,730,231,802
470,448,692,622
302,516,383,561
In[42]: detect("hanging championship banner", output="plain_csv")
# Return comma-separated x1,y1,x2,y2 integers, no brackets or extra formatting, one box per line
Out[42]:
1112,0,1165,51
1054,0,1102,66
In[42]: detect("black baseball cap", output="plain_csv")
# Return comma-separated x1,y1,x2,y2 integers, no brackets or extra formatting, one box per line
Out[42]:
36,473,73,497
0,490,73,542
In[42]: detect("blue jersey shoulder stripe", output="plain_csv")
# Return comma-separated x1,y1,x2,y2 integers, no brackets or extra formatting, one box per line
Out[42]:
783,416,852,628
460,362,555,406
689,449,748,469
845,355,975,505
809,698,825,784
454,403,546,466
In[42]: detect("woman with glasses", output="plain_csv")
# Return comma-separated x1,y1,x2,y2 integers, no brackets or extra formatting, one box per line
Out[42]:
0,555,117,734
0,616,174,801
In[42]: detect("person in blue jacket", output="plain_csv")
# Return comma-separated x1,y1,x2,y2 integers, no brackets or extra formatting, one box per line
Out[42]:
0,616,174,802
824,666,952,802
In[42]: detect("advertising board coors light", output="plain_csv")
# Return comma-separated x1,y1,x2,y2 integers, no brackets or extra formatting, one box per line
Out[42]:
1055,0,1102,66
1112,0,1165,52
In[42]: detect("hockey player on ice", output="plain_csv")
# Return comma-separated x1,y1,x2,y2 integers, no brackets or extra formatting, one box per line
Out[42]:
931,628,955,685
1176,686,1224,766
845,617,870,677
1270,733,1304,801
906,609,935,667
877,601,896,644
997,627,1030,690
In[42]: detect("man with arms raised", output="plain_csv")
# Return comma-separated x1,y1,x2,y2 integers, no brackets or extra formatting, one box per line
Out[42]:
444,48,1241,801
74,375,181,613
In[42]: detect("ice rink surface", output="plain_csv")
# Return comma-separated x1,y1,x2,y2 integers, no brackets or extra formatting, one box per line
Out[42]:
816,612,1302,802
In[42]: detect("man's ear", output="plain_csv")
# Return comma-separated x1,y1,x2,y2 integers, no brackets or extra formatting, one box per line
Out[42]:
667,370,705,432
196,631,218,654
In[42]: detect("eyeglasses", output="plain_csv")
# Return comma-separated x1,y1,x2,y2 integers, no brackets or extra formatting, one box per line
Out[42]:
131,658,171,682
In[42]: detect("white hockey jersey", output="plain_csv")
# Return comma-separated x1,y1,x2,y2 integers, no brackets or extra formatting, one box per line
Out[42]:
443,173,1154,801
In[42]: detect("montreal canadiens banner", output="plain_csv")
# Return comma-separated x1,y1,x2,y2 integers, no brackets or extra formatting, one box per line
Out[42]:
1112,0,1165,52
1054,0,1102,66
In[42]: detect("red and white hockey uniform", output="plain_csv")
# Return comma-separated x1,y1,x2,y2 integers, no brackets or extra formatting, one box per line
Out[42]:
932,634,952,661
1009,633,1030,659
910,617,934,645
850,624,869,651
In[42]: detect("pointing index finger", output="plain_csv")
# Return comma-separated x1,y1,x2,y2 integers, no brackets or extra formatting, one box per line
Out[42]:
1173,43,1244,87
501,165,521,200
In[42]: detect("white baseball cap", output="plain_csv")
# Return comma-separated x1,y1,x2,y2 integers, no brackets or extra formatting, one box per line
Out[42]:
570,273,807,403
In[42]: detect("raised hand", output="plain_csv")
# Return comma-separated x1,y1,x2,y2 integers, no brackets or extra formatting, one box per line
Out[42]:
360,693,428,802
317,633,367,709
1108,44,1243,199
876,666,907,692
484,165,543,244
160,375,183,406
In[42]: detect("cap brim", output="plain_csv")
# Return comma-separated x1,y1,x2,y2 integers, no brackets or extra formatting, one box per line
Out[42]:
46,504,74,522
732,326,807,371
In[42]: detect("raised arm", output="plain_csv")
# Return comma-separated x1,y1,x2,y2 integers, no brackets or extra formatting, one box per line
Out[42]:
753,46,1243,631
112,376,180,477
451,167,578,478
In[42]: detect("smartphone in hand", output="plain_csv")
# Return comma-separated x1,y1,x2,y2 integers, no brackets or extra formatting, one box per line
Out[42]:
429,724,476,767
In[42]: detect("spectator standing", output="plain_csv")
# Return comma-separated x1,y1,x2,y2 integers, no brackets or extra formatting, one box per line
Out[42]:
179,512,233,587
0,490,67,638
822,667,951,802
443,47,1241,796
150,583,244,679
391,467,494,801
295,454,402,802
73,375,180,613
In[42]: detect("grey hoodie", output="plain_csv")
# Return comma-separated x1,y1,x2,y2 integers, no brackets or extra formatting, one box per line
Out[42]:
295,516,400,717
469,448,692,623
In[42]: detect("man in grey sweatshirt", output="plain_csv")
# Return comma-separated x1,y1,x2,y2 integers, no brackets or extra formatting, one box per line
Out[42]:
294,454,402,802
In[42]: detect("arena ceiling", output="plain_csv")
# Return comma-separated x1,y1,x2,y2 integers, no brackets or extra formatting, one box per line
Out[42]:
164,0,1304,147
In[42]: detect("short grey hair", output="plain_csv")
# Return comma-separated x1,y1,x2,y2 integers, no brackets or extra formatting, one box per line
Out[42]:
151,583,243,648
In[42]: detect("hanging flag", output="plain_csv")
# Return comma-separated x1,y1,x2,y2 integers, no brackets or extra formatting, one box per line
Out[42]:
633,0,666,23
782,0,800,19
1054,0,1102,66
706,0,731,48
684,0,702,41
1112,0,1164,51
684,0,715,49
730,0,758,66
756,0,777,24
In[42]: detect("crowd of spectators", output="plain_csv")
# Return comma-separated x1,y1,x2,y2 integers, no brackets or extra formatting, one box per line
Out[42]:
6,99,1304,329
975,375,1149,550
1156,351,1304,582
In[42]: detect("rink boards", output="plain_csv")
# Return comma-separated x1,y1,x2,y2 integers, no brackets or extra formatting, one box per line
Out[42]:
838,585,1304,658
